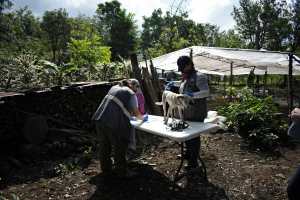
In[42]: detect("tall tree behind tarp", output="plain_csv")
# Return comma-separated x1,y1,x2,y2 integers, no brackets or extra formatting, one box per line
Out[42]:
233,0,263,49
260,0,292,50
292,0,300,52
233,0,292,50
95,0,138,60
141,8,165,51
140,8,224,58
41,9,71,65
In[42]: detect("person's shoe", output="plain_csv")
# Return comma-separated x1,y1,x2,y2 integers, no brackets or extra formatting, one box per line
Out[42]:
185,163,199,171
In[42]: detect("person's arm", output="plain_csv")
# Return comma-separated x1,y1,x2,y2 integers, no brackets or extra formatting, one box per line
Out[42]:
132,107,144,120
192,74,209,98
129,94,144,120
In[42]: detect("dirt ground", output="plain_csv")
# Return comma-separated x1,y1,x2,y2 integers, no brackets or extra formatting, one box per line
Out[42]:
1,131,299,200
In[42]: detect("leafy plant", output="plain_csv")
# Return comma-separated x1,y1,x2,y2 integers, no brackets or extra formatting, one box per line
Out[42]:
68,34,111,81
218,87,288,151
0,193,20,200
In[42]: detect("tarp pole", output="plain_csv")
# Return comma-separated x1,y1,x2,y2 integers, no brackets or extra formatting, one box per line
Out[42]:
130,53,142,81
230,62,233,87
288,53,294,115
263,70,267,96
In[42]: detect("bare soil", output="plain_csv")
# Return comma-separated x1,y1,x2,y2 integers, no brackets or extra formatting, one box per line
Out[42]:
1,131,299,200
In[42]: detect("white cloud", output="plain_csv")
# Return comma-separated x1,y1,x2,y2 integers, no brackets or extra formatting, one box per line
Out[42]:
12,0,239,30
189,0,238,30
119,0,169,27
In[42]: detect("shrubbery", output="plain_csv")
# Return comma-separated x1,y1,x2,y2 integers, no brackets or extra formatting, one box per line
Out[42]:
218,87,288,152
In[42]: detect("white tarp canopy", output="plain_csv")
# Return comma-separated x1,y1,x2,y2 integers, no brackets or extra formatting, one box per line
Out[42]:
140,46,300,76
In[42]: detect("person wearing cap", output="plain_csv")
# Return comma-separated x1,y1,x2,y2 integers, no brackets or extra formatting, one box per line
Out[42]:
177,55,209,169
91,79,147,179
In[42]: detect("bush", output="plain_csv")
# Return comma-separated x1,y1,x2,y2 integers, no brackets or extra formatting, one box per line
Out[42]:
218,87,288,152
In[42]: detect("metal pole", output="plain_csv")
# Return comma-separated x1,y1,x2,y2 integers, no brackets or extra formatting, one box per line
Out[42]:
230,62,233,87
263,70,267,96
288,53,294,115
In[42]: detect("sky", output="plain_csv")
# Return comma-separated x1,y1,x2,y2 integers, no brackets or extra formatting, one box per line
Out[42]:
12,0,240,31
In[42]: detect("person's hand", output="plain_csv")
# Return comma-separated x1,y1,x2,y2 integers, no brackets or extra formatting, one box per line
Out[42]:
142,114,148,122
185,91,193,97
165,81,174,91
130,116,137,121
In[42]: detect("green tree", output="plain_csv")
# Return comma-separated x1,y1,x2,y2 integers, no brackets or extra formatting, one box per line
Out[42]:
0,0,12,14
10,7,43,52
68,34,111,80
233,0,263,49
69,15,94,40
41,9,71,64
140,8,222,57
292,0,300,52
0,6,45,65
141,9,165,50
95,0,138,60
260,0,292,50
219,29,245,48
233,0,292,50
0,0,13,44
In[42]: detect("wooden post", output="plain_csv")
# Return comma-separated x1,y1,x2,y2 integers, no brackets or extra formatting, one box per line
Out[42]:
143,53,148,69
149,58,162,97
263,70,267,96
230,62,233,87
288,53,294,115
130,53,142,81
256,75,260,93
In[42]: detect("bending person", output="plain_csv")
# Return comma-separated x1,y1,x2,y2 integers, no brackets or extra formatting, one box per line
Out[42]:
91,79,146,179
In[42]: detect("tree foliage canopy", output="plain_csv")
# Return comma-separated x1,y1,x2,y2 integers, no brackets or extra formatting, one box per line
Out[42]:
41,9,71,64
233,0,292,50
95,0,138,60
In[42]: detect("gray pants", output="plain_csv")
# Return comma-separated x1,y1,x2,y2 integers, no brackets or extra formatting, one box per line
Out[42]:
95,123,129,175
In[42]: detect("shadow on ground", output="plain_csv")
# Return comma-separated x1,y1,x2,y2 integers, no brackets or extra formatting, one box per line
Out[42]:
89,162,229,200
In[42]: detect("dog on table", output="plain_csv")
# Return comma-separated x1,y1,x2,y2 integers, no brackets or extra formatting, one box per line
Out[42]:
162,90,193,125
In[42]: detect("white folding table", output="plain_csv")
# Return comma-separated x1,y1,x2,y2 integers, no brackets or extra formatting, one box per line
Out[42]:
131,115,219,182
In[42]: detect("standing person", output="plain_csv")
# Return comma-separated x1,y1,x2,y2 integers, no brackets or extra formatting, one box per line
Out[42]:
128,79,145,152
287,107,300,200
177,55,209,169
130,79,145,115
91,79,146,179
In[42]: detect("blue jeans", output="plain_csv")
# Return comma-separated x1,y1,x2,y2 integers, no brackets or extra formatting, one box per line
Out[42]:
287,166,300,200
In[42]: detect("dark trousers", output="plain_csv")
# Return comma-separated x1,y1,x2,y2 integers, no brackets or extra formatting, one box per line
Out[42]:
185,137,200,167
184,99,206,168
95,123,129,175
287,166,300,200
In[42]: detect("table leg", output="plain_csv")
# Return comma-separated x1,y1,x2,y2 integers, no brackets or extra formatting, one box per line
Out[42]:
173,142,208,183
198,154,207,182
173,142,184,182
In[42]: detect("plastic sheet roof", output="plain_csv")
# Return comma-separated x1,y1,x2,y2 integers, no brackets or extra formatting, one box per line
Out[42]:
140,46,300,76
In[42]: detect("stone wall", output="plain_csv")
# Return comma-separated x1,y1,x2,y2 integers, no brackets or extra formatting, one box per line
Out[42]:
0,82,114,146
